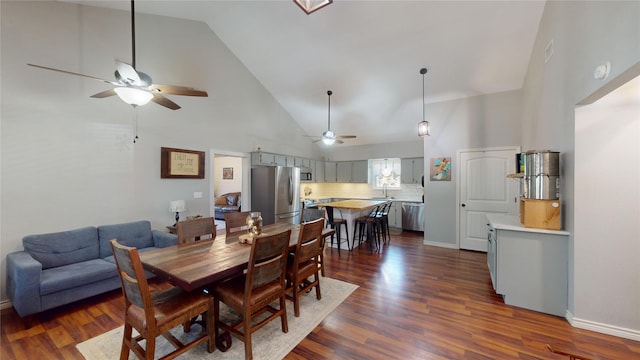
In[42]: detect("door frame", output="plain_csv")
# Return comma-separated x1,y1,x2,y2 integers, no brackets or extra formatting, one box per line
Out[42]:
455,146,520,249
209,149,251,218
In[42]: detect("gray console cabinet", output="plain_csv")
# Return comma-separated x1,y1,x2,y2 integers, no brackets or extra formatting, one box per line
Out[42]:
486,214,569,317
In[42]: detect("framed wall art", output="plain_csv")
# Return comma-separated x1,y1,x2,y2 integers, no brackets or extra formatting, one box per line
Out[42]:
161,147,205,179
222,167,234,180
430,157,451,181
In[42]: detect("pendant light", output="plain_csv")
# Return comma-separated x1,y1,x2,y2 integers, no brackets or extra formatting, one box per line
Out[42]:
418,68,431,137
294,0,333,15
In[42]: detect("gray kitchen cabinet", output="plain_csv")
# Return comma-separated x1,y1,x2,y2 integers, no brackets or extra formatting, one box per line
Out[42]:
336,161,368,183
401,157,424,184
486,214,569,317
351,160,368,183
325,161,337,182
295,157,311,168
251,152,276,166
314,160,324,183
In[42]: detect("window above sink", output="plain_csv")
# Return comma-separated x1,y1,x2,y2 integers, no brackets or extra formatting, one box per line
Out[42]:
370,158,401,190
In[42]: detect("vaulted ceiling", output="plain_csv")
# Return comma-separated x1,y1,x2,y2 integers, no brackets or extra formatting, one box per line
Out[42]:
64,0,545,147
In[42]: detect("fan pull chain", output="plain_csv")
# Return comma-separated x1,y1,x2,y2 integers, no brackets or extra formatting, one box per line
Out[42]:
133,110,139,143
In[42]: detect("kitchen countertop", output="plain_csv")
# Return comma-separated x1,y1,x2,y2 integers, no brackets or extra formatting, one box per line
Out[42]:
486,214,570,235
302,196,422,202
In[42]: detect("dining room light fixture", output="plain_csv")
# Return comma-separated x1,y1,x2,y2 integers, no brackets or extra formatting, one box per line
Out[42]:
294,0,333,15
418,67,431,137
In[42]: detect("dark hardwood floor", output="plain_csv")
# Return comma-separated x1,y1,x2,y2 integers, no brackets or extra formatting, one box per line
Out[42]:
2,230,638,359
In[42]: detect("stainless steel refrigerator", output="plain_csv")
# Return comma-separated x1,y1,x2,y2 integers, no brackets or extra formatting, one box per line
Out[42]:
251,166,301,225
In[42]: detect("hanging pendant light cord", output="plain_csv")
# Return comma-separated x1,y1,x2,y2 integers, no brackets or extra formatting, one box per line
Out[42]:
421,68,427,122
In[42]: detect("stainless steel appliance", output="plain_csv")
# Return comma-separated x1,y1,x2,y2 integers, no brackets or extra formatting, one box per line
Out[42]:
251,166,301,225
402,202,424,231
300,168,313,181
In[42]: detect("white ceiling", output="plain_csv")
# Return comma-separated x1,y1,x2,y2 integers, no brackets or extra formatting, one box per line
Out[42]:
63,0,545,147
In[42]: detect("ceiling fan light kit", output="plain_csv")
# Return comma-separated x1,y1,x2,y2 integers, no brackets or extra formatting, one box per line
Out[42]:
114,87,153,106
418,67,431,137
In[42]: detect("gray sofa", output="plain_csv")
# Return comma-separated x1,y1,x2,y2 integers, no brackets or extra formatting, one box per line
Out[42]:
6,220,177,318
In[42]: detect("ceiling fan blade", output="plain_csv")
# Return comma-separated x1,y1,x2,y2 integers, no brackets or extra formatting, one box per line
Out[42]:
28,63,118,85
152,84,208,97
90,89,117,98
336,135,356,139
151,93,181,110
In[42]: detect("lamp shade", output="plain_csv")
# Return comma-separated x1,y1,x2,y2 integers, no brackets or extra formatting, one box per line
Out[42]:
169,200,186,212
114,87,153,106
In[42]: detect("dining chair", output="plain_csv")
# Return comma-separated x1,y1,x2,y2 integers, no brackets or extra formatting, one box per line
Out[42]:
286,218,323,317
353,205,382,253
211,229,291,360
109,239,214,360
325,206,349,254
300,208,327,276
224,211,252,236
176,217,216,244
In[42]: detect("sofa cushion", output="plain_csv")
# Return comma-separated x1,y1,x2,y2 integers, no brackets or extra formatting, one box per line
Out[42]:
40,259,118,295
98,221,154,259
225,193,238,205
23,227,99,270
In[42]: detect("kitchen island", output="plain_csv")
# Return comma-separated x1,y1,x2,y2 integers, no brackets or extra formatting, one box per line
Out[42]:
318,199,388,249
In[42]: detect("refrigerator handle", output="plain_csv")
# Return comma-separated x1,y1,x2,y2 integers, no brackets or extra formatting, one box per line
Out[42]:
288,176,293,205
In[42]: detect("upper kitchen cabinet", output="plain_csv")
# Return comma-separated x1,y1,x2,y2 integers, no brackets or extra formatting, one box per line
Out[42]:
294,157,312,168
401,157,424,184
314,160,324,183
336,161,368,183
325,161,337,183
251,152,291,166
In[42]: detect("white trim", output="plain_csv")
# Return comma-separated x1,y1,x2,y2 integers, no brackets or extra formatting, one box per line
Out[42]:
1,299,13,311
567,310,640,341
424,240,459,249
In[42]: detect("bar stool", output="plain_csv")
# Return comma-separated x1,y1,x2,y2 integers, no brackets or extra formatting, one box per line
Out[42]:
325,206,349,255
376,202,392,245
353,205,382,253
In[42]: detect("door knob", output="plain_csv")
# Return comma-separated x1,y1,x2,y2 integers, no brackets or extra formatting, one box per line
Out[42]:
461,203,466,207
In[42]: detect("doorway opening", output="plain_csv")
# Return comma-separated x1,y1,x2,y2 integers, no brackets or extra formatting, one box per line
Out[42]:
210,150,251,230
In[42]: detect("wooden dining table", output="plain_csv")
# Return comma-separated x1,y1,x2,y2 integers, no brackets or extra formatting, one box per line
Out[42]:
139,222,335,292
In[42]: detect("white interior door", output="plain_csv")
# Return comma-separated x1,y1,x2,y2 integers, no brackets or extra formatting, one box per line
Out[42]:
458,147,520,251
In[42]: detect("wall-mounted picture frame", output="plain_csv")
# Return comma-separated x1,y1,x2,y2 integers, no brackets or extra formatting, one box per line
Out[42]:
222,167,234,180
430,157,451,181
161,147,205,179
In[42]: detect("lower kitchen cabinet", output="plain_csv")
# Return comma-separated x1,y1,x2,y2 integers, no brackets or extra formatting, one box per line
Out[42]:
387,201,402,228
486,214,569,317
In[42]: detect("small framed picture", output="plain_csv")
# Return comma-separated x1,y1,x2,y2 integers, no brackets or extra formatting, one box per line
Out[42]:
223,167,234,180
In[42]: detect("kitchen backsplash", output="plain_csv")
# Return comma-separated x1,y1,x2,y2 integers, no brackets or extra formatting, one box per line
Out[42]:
302,183,423,201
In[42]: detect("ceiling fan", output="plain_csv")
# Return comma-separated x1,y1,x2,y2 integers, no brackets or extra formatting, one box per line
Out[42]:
311,90,356,145
27,0,207,110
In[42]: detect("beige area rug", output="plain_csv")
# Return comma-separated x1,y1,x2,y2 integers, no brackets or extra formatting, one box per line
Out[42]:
77,277,357,360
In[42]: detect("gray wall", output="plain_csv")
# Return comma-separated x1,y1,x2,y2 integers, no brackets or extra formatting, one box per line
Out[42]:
520,1,640,336
0,1,316,301
423,90,523,246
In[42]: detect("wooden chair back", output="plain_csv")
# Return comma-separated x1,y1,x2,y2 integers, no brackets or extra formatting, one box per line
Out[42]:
110,239,151,311
245,230,292,297
225,211,252,236
301,208,326,224
286,218,324,316
177,217,216,244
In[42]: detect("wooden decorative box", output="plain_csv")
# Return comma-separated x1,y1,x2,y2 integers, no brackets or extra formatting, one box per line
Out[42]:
520,199,561,230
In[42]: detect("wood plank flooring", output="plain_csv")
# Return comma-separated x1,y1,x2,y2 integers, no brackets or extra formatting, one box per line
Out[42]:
2,230,638,359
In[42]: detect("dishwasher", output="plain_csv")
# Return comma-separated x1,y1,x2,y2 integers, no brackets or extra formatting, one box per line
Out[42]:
401,202,424,231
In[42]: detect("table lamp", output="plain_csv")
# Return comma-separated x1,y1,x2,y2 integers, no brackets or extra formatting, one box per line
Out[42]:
169,200,186,226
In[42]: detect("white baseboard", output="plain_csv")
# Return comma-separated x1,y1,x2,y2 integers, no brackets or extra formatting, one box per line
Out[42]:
423,240,459,249
1,299,13,311
566,310,640,341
